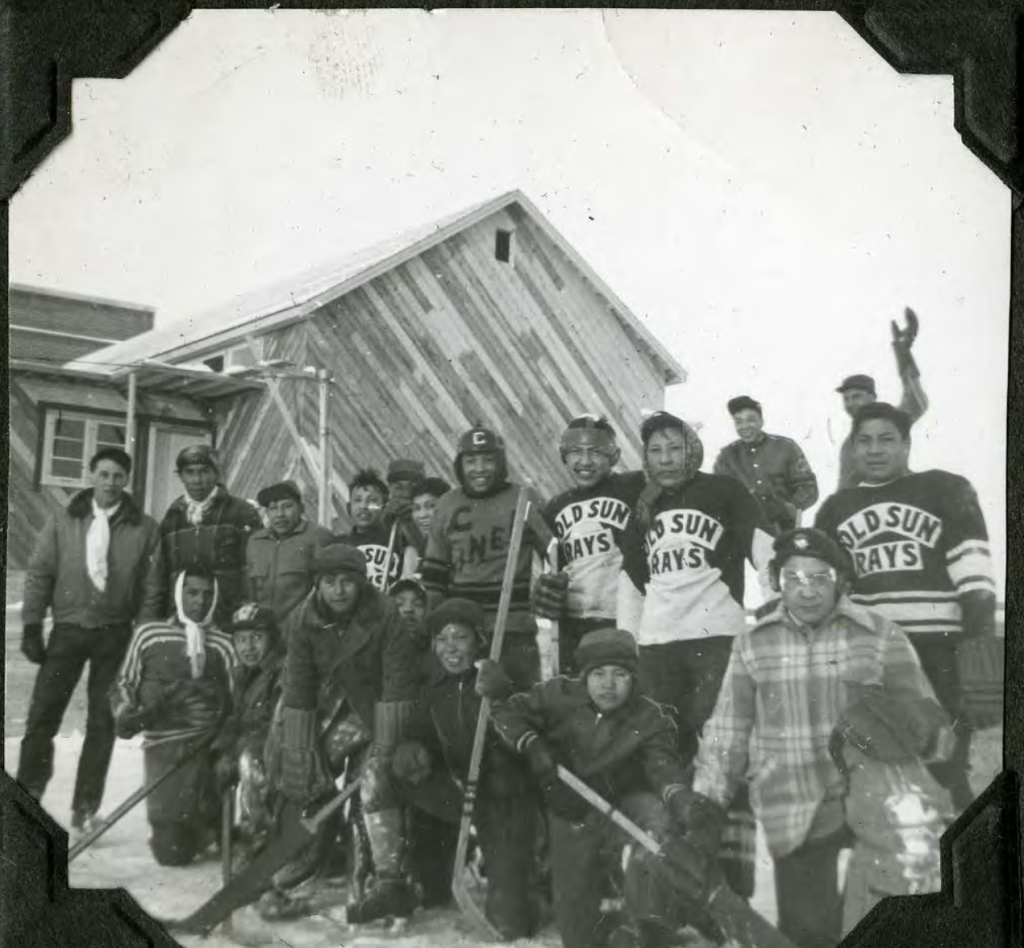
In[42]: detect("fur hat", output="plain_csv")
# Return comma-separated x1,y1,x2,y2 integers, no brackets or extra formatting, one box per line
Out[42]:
312,543,368,580
575,628,639,679
426,598,486,639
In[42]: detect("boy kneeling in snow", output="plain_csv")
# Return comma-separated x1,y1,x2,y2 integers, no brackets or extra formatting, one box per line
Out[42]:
211,603,286,866
111,568,235,866
683,528,947,948
486,627,697,948
390,598,541,940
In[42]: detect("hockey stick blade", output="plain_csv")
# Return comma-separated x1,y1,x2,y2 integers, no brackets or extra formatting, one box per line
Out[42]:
557,767,798,948
163,778,362,937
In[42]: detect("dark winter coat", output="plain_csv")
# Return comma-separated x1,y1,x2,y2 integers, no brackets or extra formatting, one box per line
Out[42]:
160,489,263,617
282,584,420,730
246,519,335,623
215,649,285,761
491,676,687,806
23,489,164,628
404,662,531,802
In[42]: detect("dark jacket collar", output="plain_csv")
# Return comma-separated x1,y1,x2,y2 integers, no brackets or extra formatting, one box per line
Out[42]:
67,489,144,524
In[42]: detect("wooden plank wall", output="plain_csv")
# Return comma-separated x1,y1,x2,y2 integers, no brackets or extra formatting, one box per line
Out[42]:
7,378,80,568
211,207,668,530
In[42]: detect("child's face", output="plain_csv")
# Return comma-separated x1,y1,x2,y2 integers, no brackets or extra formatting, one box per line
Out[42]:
394,590,426,634
564,443,614,490
412,492,441,535
234,628,272,667
779,554,840,625
349,485,386,530
586,664,633,713
433,622,479,675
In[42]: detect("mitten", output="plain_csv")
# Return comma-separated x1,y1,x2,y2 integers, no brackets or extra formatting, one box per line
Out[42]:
659,831,725,909
682,793,728,859
474,659,514,701
392,741,433,784
533,572,570,620
523,736,558,786
280,707,328,803
21,623,45,665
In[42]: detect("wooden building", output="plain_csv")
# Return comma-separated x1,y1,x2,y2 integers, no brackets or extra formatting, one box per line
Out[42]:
52,190,685,536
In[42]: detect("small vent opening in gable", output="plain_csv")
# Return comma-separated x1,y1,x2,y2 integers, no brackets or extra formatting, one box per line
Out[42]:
494,229,514,263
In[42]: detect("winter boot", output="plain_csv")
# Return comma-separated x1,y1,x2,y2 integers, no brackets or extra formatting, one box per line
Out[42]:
346,809,417,924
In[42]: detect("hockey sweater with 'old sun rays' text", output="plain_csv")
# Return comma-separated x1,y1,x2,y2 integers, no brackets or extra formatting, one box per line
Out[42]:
814,470,996,636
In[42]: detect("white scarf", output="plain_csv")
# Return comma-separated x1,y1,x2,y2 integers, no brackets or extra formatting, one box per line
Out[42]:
186,485,220,526
86,498,120,593
174,571,219,679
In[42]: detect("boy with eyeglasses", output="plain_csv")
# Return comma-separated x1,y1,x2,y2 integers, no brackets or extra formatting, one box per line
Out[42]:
680,527,942,948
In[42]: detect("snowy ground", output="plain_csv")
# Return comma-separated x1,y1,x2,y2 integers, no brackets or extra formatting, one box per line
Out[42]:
4,578,1003,948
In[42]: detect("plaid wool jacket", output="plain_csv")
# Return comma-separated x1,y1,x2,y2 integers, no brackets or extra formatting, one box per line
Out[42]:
692,596,936,859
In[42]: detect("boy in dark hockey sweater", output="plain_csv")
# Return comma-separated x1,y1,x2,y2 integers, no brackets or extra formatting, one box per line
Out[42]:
338,469,408,592
488,628,696,948
420,426,553,690
212,603,285,864
535,415,646,674
390,598,540,939
814,402,997,812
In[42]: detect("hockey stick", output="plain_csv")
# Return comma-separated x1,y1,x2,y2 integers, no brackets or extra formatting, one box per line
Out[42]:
221,792,236,937
379,520,399,593
451,487,533,940
68,732,216,862
164,777,363,936
557,767,798,948
537,537,561,679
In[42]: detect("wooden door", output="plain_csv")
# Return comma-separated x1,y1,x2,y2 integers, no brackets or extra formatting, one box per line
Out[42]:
144,424,213,518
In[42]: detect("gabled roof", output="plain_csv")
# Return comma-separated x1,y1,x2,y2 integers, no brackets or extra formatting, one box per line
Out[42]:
68,190,685,385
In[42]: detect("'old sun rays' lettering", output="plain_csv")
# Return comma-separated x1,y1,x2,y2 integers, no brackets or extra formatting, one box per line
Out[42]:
554,496,631,565
836,502,943,578
644,509,724,576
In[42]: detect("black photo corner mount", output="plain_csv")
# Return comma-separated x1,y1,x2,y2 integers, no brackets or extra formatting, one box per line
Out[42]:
0,2,1020,948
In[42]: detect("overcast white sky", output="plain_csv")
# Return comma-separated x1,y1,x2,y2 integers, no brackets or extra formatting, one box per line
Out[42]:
9,9,1010,593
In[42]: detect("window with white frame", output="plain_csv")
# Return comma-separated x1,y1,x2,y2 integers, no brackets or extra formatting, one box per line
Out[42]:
40,409,127,488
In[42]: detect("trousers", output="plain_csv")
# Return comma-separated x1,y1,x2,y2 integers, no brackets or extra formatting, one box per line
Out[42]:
17,621,132,816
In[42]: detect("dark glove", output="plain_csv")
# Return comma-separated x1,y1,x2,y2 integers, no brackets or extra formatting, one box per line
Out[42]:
280,708,330,804
392,741,433,784
21,623,46,665
524,737,558,785
836,684,947,763
113,682,185,739
677,792,728,859
659,830,725,910
533,572,569,620
891,307,921,376
169,679,230,730
475,659,514,701
214,754,239,793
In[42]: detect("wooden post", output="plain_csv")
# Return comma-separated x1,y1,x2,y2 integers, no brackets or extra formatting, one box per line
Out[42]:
318,369,332,527
125,370,137,458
